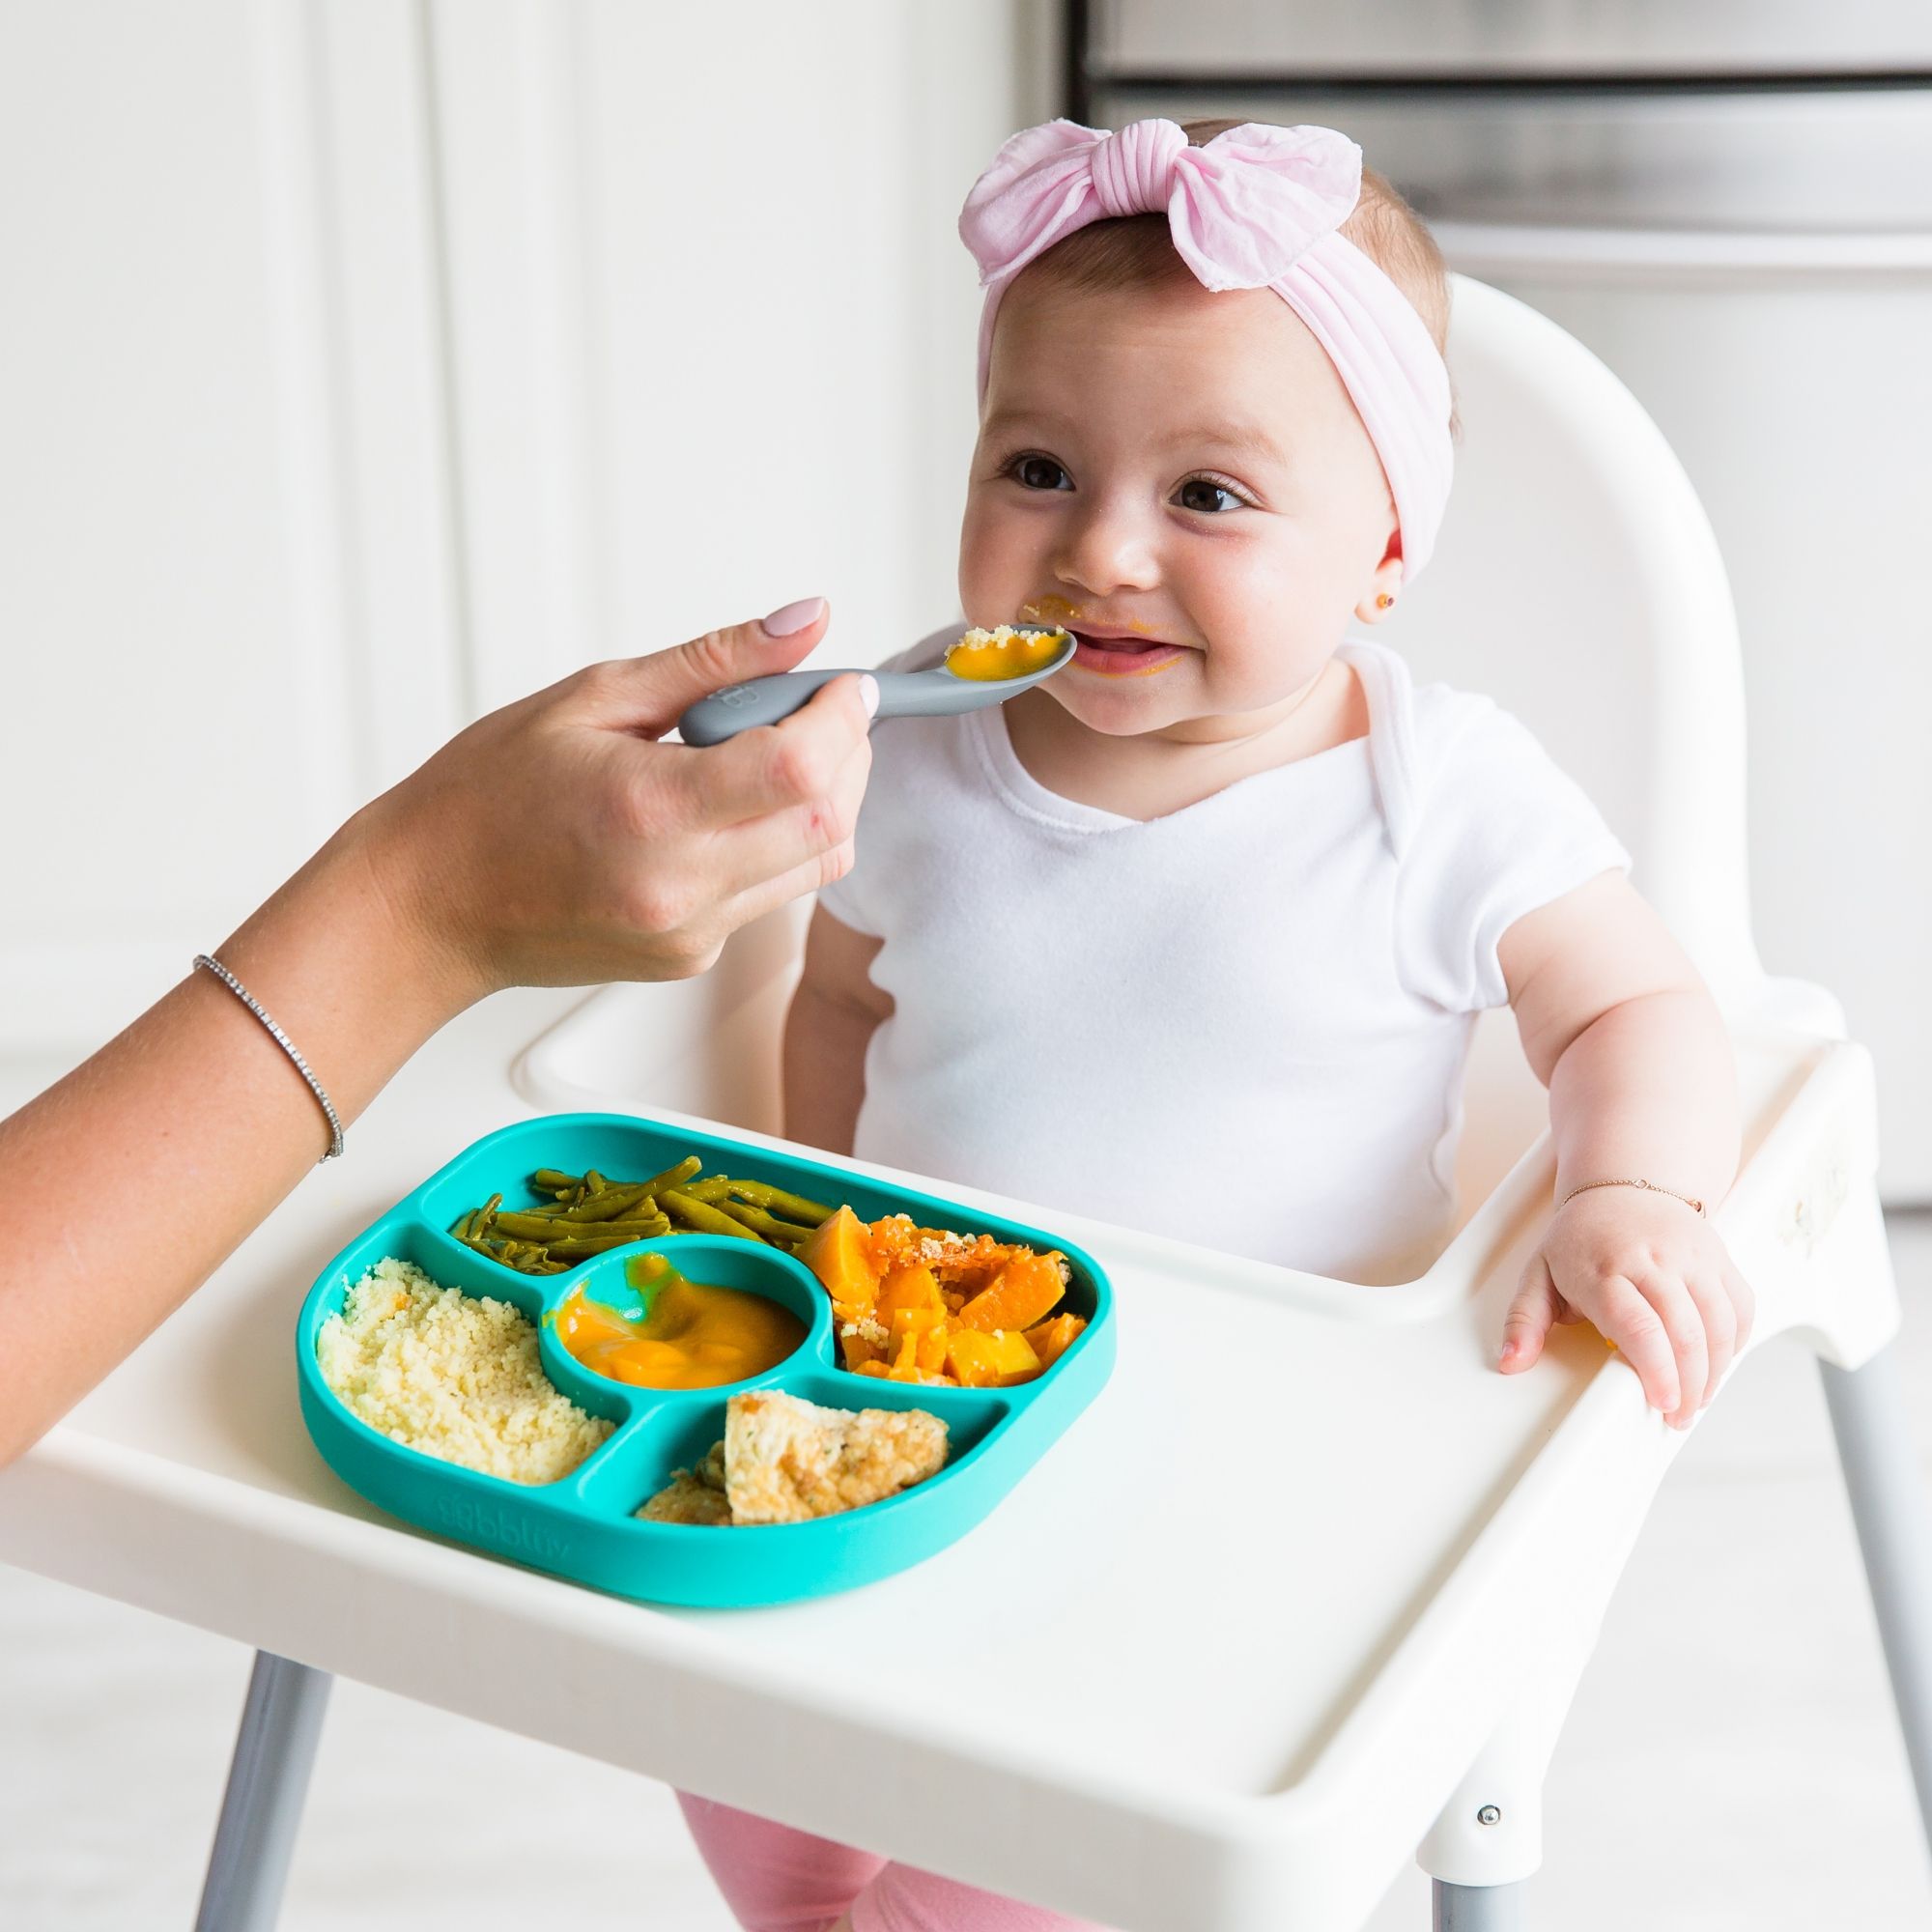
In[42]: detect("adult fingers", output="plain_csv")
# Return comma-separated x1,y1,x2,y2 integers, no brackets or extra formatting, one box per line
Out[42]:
675,673,878,826
1499,1254,1560,1373
1598,1275,1682,1419
1684,1266,1739,1409
572,598,835,736
717,828,863,935
701,722,872,902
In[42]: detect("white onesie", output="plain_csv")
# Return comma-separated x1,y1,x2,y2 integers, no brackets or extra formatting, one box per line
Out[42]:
817,630,1629,1284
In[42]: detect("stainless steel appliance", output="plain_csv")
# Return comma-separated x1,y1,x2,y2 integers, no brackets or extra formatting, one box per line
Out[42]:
1079,1,1932,1200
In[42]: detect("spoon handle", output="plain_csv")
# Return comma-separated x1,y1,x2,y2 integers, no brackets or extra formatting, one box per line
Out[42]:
677,669,945,747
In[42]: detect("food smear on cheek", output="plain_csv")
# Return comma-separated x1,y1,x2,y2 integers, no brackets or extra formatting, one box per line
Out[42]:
556,1258,805,1389
945,624,1068,681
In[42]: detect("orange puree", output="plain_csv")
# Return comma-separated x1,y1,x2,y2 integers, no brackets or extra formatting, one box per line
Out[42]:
556,1261,805,1390
944,625,1066,682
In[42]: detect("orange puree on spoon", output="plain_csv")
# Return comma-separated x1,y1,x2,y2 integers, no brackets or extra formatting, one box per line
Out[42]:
556,1258,805,1390
945,625,1068,682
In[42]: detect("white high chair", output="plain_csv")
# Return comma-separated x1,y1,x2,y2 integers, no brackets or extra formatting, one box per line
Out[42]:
2,280,1925,1932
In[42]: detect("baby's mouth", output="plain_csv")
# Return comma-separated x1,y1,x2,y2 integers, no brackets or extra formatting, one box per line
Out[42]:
1067,629,1187,678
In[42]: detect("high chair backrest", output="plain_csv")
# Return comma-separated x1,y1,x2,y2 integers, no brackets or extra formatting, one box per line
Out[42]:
1354,277,1771,1219
1381,276,1765,1013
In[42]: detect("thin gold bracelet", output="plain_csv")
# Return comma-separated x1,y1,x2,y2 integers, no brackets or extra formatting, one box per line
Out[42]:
1559,1177,1705,1218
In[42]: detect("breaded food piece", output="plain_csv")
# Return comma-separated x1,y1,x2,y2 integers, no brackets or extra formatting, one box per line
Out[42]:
638,1467,733,1526
725,1389,948,1526
636,1391,947,1526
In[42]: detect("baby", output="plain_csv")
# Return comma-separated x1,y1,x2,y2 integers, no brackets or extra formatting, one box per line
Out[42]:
691,117,1754,1932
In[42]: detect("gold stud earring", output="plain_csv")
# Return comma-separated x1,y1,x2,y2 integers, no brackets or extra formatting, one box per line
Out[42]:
1375,593,1395,611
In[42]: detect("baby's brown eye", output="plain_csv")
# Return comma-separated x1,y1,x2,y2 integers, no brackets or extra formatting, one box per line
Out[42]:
1011,455,1071,492
1176,478,1243,514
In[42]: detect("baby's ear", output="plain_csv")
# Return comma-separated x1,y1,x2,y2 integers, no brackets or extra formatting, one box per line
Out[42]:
1354,540,1405,625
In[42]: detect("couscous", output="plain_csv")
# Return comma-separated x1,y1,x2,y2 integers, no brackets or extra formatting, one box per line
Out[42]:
317,1258,611,1484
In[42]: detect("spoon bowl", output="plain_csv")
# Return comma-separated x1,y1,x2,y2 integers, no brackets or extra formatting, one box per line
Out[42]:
677,626,1074,747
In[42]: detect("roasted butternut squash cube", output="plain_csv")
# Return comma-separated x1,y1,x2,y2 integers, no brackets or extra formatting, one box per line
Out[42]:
956,1252,1065,1334
875,1264,946,1326
799,1206,881,1315
917,1322,950,1376
839,1327,884,1372
887,1306,949,1375
1023,1313,1086,1371
944,1326,1042,1388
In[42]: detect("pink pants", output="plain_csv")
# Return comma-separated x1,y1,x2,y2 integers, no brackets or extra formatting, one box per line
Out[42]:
678,1794,1112,1932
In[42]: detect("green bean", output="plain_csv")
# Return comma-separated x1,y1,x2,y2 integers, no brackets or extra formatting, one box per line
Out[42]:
720,1179,833,1226
639,1155,703,1198
660,1189,766,1241
542,1218,672,1256
558,1183,655,1223
491,1210,664,1241
713,1198,812,1246
459,1155,839,1271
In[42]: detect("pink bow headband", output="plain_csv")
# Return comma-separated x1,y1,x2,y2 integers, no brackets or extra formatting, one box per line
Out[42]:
959,118,1455,581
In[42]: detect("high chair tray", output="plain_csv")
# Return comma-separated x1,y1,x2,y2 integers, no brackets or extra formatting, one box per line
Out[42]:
0,992,1892,1932
296,1111,1115,1607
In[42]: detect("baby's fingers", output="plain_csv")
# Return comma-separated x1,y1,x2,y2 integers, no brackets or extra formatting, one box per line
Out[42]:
1634,1271,1710,1426
1499,1255,1560,1374
1598,1276,1683,1419
1684,1265,1740,1411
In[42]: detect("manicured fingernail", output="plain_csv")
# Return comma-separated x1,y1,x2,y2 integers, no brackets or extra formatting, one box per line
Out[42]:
859,674,880,718
761,596,825,639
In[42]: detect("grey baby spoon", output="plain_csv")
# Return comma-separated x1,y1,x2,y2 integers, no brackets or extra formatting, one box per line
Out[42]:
676,625,1075,747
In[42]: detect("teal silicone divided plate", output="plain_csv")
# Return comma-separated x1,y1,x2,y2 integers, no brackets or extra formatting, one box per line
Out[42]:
296,1112,1116,1606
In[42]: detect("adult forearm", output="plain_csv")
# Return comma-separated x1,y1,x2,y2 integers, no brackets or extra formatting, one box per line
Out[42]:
1547,987,1741,1208
0,610,874,1464
0,821,469,1463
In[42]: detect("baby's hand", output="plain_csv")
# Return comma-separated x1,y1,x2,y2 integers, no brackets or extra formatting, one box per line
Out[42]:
1497,1187,1754,1427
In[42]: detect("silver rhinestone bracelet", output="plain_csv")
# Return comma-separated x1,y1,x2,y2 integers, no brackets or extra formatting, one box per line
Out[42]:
193,954,345,1161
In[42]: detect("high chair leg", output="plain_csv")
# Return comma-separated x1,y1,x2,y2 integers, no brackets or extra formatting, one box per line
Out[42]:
1431,1877,1525,1929
1821,1340,1932,1857
193,1650,332,1932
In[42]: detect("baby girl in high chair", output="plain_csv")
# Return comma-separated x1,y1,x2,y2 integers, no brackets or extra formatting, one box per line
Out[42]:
683,116,1755,1932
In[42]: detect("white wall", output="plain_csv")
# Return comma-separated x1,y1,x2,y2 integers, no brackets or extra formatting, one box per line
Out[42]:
0,0,1055,1052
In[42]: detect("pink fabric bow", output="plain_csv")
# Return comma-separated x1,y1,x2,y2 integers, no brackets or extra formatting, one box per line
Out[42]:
958,119,1455,581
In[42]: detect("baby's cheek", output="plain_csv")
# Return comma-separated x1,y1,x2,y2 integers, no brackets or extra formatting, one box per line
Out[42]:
957,495,1036,617
1203,622,1329,710
1196,554,1352,701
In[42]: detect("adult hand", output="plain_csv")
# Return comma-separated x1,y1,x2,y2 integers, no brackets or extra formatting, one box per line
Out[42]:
349,597,876,1009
